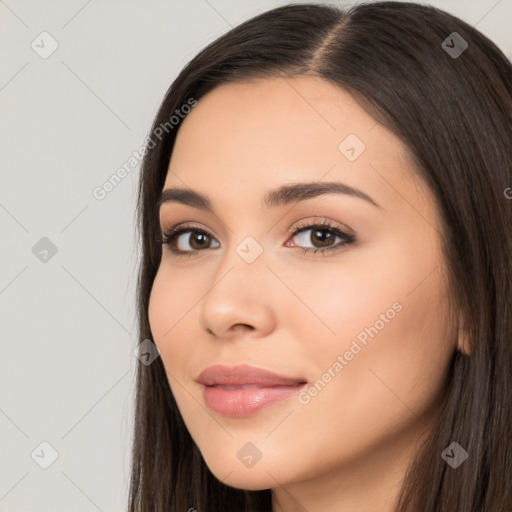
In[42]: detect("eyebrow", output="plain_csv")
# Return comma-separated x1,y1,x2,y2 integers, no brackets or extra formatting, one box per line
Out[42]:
157,181,382,212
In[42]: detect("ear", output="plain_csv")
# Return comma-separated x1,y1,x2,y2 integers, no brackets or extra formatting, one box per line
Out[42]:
456,312,472,356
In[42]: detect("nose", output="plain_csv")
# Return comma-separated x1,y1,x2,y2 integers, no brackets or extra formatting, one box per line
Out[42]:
198,251,277,340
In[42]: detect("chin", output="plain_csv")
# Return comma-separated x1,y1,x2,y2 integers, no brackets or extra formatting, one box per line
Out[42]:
199,450,285,491
213,468,275,491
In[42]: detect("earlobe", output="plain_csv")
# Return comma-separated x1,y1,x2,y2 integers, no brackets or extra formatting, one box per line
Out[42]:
456,314,472,356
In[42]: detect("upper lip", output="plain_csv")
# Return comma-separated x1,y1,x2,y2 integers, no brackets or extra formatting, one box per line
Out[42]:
197,364,307,387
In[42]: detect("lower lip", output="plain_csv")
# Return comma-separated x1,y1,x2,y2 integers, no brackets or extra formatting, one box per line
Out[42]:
202,383,306,417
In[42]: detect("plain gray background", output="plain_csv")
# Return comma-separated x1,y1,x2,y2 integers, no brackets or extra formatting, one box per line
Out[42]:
1,0,511,510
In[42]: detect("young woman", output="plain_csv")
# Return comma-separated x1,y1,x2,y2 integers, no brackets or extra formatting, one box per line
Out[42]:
129,2,512,511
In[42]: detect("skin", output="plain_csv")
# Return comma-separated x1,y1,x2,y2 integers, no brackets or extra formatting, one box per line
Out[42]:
148,76,466,512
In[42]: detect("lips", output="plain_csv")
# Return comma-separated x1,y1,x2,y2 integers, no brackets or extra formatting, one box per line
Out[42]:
197,364,307,387
197,364,307,417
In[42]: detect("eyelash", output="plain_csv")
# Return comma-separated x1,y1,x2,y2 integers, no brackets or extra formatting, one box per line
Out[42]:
157,219,355,258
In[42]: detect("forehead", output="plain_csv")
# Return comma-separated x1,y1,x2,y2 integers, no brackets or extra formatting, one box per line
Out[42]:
163,76,428,216
169,76,387,164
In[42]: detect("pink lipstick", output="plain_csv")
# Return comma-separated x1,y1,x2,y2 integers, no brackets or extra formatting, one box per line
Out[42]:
197,364,307,417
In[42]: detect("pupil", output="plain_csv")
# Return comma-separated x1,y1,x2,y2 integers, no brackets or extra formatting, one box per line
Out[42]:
192,233,208,249
314,229,332,247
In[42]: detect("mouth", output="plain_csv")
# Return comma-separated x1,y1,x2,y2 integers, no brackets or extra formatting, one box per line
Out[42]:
197,365,308,417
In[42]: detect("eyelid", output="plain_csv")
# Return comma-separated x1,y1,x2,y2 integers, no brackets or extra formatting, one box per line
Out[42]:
159,216,352,239
159,218,221,240
287,216,355,238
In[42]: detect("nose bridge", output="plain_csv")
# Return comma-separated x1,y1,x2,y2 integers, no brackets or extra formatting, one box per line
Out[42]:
211,232,269,301
216,208,269,274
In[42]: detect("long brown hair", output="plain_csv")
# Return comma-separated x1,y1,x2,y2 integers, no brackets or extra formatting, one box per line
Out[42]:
129,2,512,511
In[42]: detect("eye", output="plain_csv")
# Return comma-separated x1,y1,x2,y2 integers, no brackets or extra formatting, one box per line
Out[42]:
158,223,220,256
157,219,355,257
285,220,355,255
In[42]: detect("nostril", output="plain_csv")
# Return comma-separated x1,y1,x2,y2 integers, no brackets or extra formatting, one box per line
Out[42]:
232,323,254,331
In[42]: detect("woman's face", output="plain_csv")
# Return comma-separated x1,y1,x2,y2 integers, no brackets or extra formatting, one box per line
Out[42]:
148,76,459,494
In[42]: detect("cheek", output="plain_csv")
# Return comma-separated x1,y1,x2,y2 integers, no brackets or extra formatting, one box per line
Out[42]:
304,267,453,442
288,249,454,451
148,265,198,341
147,268,197,374
364,269,455,412
147,274,171,341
